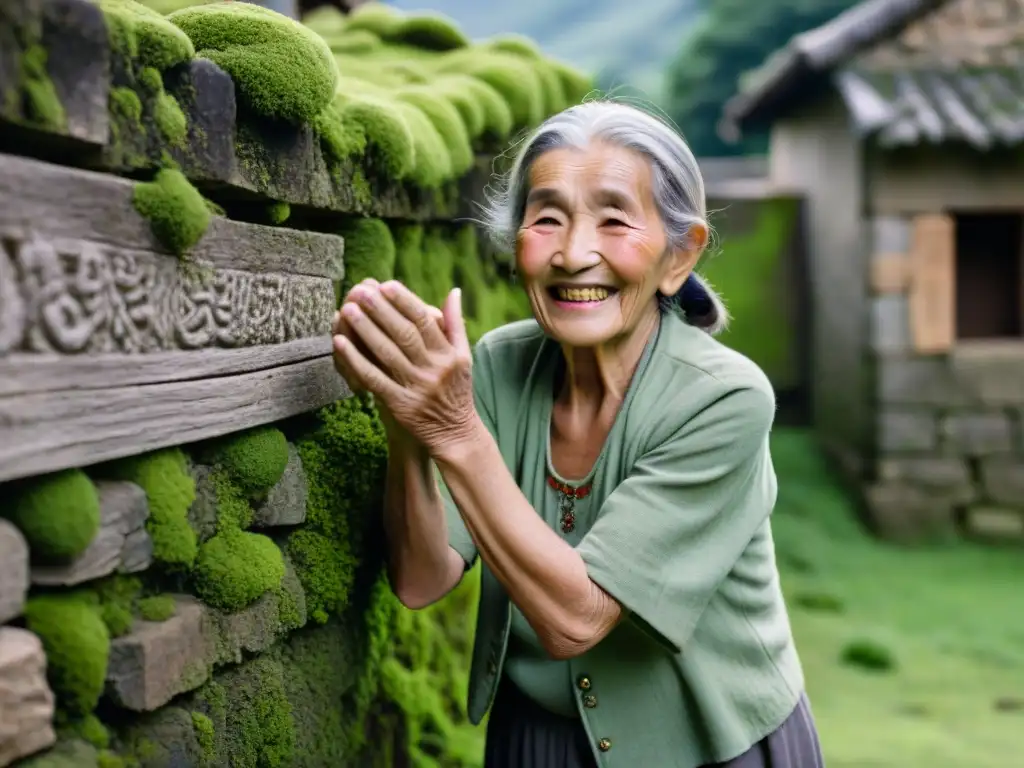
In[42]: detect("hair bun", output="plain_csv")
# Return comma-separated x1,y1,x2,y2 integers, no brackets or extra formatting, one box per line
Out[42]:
676,273,728,335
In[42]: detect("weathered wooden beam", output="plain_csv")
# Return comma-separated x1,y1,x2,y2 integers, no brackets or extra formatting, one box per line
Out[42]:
0,152,349,483
0,357,348,483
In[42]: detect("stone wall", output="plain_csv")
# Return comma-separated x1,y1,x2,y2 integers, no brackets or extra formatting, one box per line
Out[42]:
0,1,590,765
865,212,1024,543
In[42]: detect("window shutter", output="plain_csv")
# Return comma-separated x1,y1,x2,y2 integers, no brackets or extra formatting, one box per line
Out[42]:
908,213,956,353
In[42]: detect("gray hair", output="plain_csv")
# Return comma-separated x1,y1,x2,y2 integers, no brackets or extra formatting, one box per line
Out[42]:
481,100,728,334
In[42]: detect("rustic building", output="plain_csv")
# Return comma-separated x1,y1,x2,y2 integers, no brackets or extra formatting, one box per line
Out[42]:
720,0,1024,542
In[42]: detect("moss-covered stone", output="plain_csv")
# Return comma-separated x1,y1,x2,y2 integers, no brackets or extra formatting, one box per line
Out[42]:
193,529,285,612
169,3,338,124
99,0,196,71
137,594,177,622
266,200,290,225
65,713,110,751
20,45,66,131
1,469,101,563
101,448,198,570
337,217,397,298
24,594,111,717
286,398,387,625
132,168,211,256
191,711,215,762
92,574,142,638
396,86,473,176
197,426,290,499
195,658,296,766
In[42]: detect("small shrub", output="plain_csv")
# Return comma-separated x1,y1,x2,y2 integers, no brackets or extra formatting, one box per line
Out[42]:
840,638,896,672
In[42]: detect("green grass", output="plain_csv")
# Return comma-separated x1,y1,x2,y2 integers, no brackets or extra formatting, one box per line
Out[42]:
770,429,1024,767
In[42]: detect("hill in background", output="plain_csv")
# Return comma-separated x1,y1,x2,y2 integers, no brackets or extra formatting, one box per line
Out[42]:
383,0,702,101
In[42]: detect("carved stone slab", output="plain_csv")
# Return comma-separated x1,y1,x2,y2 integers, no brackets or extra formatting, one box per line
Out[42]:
0,628,56,767
31,481,152,587
0,153,349,483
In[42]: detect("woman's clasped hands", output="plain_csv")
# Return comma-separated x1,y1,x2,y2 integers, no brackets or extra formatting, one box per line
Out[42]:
331,279,478,458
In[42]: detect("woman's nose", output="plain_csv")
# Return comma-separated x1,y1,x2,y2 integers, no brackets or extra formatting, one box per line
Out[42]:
553,223,601,273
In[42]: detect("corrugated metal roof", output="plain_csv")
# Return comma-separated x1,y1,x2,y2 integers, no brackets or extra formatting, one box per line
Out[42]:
836,66,1024,147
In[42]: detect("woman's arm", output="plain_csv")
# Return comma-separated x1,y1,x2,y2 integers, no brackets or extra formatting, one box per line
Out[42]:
382,432,467,610
434,419,623,660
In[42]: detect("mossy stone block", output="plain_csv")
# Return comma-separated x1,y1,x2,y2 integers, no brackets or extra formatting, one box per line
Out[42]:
0,0,109,145
169,2,337,124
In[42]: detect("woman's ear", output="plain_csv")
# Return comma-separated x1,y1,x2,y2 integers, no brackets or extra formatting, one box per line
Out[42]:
658,223,707,296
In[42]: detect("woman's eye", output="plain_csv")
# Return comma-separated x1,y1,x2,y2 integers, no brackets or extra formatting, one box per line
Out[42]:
535,216,560,226
604,218,628,228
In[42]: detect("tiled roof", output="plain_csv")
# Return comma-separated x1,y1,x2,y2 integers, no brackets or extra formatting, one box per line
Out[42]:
836,66,1024,147
719,0,948,137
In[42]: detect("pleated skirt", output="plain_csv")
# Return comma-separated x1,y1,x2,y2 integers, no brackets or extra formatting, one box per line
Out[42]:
483,678,826,768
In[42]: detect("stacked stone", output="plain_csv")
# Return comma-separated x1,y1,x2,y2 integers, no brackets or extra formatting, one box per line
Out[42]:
866,213,1024,542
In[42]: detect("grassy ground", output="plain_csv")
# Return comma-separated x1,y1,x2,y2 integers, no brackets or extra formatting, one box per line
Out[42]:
771,429,1024,767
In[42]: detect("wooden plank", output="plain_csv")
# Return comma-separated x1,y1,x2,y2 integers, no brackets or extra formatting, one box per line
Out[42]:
0,153,344,279
0,223,336,357
0,337,331,396
908,213,956,353
0,357,349,484
870,252,911,294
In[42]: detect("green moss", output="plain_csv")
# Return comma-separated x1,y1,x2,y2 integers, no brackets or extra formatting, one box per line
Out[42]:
210,468,254,531
438,50,545,128
24,594,110,717
67,713,110,750
287,398,387,624
1,469,100,563
336,217,396,298
200,658,296,766
394,101,453,188
191,711,215,761
343,3,402,38
193,530,285,612
138,66,162,93
93,575,142,638
132,168,211,256
841,638,896,672
197,426,289,498
202,196,226,216
338,95,416,179
392,222,426,297
97,751,127,768
21,45,66,131
388,14,469,51
396,87,473,176
102,447,198,570
99,0,196,70
137,594,177,622
324,29,381,55
421,225,457,308
266,200,290,225
170,3,338,124
154,89,187,146
110,86,143,124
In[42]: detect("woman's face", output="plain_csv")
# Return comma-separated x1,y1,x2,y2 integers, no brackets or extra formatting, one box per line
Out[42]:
516,141,699,349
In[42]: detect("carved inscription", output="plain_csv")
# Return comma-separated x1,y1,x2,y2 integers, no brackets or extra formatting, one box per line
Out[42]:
0,233,335,356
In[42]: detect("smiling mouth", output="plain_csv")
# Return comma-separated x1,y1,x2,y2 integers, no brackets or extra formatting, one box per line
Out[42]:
550,285,617,303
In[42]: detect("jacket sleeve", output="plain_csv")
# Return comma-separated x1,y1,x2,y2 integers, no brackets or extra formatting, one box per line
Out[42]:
575,385,778,653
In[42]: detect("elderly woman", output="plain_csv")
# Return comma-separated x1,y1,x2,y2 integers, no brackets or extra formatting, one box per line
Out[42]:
331,101,823,768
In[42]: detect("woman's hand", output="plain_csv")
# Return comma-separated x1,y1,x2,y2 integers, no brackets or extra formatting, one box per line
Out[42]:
332,279,445,445
331,279,477,458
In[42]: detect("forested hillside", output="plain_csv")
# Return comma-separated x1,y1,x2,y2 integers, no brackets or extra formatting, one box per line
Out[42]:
384,0,702,97
664,0,859,156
